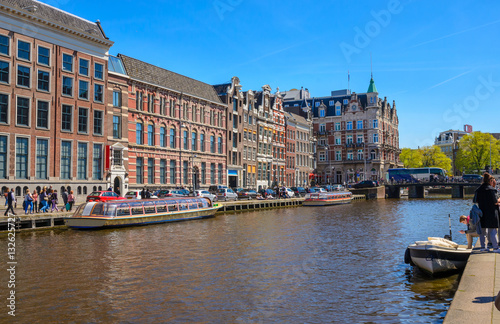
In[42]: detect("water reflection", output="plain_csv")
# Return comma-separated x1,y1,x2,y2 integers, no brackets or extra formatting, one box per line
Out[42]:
0,198,472,323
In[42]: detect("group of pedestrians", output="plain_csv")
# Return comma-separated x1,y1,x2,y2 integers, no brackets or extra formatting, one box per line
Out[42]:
3,186,76,215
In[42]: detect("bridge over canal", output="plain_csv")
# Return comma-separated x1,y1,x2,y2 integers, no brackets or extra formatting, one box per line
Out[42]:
385,182,480,199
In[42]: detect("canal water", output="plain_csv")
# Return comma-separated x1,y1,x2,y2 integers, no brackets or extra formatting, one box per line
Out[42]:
1,197,474,323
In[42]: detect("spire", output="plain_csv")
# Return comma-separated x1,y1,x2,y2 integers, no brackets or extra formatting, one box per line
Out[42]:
367,54,378,93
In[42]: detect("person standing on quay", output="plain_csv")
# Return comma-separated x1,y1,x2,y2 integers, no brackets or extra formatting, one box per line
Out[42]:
67,190,75,211
50,189,59,212
32,190,38,213
4,188,15,216
474,173,500,252
24,189,34,214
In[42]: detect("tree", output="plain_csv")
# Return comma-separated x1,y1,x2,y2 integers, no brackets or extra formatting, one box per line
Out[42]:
399,148,423,168
420,146,452,172
455,132,500,174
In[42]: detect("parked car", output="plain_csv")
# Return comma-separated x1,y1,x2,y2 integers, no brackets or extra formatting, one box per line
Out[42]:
217,188,238,201
259,189,276,199
331,184,344,191
278,187,295,198
462,174,482,182
156,189,189,198
322,185,333,192
291,187,307,197
125,190,158,199
353,180,377,188
208,185,228,194
237,189,259,200
190,190,217,203
86,191,123,202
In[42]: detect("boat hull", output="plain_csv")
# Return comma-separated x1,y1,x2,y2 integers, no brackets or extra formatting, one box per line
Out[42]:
65,206,219,229
302,198,352,206
408,244,470,274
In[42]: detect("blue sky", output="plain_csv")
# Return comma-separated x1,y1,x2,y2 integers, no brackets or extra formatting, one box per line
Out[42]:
48,0,500,148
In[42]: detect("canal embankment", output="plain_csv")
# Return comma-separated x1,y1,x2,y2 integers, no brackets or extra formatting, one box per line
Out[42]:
443,245,500,323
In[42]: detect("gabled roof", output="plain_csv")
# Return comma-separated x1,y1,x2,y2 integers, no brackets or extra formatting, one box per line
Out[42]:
119,54,222,104
0,0,109,42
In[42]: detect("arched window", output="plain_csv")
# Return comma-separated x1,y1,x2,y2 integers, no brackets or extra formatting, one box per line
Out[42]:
83,187,87,195
170,128,176,148
200,133,205,152
148,124,155,146
136,121,143,145
160,126,166,147
218,136,223,154
192,131,197,151
210,135,215,153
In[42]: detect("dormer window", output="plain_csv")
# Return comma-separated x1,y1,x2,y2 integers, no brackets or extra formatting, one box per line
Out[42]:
343,99,348,105
335,106,341,116
315,102,320,107
319,108,325,117
352,105,357,111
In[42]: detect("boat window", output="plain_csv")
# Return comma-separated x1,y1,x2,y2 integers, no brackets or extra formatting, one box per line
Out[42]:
103,205,117,217
201,199,209,208
167,200,179,212
143,202,156,214
179,203,188,211
90,203,104,217
116,207,130,217
73,204,86,217
156,202,168,213
129,202,144,215
188,199,198,209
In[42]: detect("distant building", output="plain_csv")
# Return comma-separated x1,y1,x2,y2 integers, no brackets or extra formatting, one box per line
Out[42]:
434,127,469,176
283,76,401,184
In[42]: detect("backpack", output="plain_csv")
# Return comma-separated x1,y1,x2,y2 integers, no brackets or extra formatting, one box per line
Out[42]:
469,204,482,235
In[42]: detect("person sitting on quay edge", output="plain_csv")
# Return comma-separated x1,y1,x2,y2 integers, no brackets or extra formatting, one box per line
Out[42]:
458,215,480,249
474,173,500,253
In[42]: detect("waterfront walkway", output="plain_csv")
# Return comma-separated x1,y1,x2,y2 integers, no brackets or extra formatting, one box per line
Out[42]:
444,246,500,323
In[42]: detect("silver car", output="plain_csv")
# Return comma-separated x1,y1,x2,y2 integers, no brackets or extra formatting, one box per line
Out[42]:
191,190,217,203
217,188,238,201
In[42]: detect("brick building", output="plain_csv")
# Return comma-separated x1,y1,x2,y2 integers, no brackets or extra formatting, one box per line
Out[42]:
0,0,114,197
284,111,314,187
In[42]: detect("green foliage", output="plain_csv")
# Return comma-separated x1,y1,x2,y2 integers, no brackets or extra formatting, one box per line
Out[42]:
455,132,500,173
399,146,452,172
399,148,423,168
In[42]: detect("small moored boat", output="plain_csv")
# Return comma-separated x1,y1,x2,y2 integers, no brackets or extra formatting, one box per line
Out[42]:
404,237,471,274
65,197,220,229
302,191,352,206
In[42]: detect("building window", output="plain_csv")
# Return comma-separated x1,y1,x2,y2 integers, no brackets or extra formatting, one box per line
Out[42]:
373,119,378,128
60,141,71,179
357,135,364,144
17,65,30,87
136,157,143,184
319,109,325,117
183,130,188,149
37,70,49,91
210,135,215,153
94,84,103,102
192,132,197,151
136,122,143,145
93,144,102,180
346,121,353,130
62,76,73,96
160,159,166,184
201,162,206,185
210,163,215,184
148,158,154,184
94,63,103,80
61,104,72,131
218,136,223,154
358,149,364,160
0,135,7,179
347,135,353,144
148,94,154,113
315,102,320,107
113,116,121,139
160,126,165,147
15,137,28,179
35,139,48,179
148,124,155,146
94,110,103,135
77,143,87,180
136,91,143,110
170,160,176,184
183,161,188,184
218,164,223,184
79,58,89,76
373,133,379,143
0,61,8,84
113,90,121,107
16,97,29,126
38,46,50,66
371,150,376,160
357,120,363,129
200,133,205,152
335,136,341,145
336,150,341,161
0,35,9,55
113,149,122,167
17,40,30,61
170,128,176,148
319,151,326,161
347,152,353,160
78,108,88,133
169,99,175,116
319,124,326,132
0,93,8,124
62,53,72,72
79,80,88,99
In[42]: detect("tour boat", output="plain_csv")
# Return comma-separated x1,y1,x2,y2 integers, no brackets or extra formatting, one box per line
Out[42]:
65,197,220,229
404,237,471,274
302,191,352,206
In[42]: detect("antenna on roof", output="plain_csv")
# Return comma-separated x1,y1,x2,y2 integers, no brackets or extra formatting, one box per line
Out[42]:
370,53,373,79
348,69,350,92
